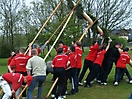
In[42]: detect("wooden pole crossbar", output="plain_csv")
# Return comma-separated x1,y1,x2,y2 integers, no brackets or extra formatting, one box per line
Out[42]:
78,18,98,42
24,0,64,55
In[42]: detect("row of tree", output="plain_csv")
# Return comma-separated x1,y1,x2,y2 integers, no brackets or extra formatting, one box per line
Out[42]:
0,0,131,57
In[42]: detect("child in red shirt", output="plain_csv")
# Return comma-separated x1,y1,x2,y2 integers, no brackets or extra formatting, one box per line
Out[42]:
65,45,77,95
114,47,132,86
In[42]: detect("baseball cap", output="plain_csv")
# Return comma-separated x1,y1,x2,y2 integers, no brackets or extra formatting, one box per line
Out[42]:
26,75,33,86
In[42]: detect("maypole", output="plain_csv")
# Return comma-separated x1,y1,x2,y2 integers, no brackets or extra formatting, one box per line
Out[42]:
72,1,103,41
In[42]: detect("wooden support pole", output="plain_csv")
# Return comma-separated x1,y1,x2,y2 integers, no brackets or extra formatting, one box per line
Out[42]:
24,0,64,55
78,19,98,42
17,84,28,99
44,10,74,61
44,0,81,61
45,78,59,99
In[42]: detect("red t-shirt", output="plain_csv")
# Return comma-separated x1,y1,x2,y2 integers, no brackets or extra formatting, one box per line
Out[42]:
85,43,99,61
68,52,77,68
37,48,41,54
116,52,130,68
75,46,82,68
56,45,68,54
52,54,68,68
8,57,12,65
9,54,31,72
2,73,24,91
94,50,106,66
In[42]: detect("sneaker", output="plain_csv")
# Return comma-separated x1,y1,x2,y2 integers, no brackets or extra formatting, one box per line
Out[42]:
96,80,101,83
84,80,86,83
51,94,55,98
79,82,83,86
65,90,67,94
58,96,64,99
62,95,66,99
114,82,118,86
101,82,107,85
129,80,132,84
90,81,94,84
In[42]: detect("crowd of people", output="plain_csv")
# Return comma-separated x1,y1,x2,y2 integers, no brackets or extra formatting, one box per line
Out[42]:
0,37,132,99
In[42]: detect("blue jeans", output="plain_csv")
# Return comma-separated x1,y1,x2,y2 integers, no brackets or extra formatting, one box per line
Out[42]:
27,75,46,99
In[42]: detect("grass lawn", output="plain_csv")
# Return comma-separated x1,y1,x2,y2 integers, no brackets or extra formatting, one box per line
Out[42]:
0,48,132,99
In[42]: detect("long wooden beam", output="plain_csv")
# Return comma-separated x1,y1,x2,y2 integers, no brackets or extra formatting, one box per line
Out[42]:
44,0,81,61
24,0,64,55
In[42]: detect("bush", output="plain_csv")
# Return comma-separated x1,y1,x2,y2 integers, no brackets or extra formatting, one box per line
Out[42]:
0,43,11,58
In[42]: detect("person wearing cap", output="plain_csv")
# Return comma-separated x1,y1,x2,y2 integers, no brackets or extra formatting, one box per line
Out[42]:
26,49,47,99
114,47,132,86
33,40,49,54
0,73,32,99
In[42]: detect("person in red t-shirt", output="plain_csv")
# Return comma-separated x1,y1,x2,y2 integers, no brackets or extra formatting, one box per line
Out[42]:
114,47,132,86
0,73,32,99
7,51,16,65
63,45,77,95
72,41,82,93
56,41,68,55
51,48,68,99
84,38,112,87
7,51,16,72
78,40,101,86
8,47,31,99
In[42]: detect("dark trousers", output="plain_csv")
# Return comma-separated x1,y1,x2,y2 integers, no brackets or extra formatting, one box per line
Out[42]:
63,68,75,93
114,67,131,82
101,59,113,82
72,68,81,92
79,59,93,82
85,63,100,85
52,68,66,97
96,66,104,80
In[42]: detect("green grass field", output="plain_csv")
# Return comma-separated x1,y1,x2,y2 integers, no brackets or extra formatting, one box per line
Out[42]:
0,48,132,99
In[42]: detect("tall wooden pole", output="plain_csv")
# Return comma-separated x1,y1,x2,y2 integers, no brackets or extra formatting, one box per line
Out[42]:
45,78,59,99
44,11,74,61
24,0,64,55
44,0,81,61
17,84,28,99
